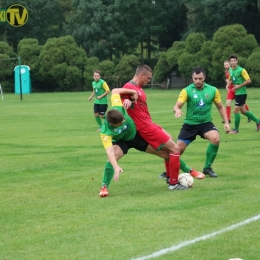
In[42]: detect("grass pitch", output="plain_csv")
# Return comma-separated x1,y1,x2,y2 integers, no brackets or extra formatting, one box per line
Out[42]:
0,88,260,260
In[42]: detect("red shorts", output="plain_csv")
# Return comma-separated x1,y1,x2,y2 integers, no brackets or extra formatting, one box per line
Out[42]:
138,123,171,150
227,89,235,100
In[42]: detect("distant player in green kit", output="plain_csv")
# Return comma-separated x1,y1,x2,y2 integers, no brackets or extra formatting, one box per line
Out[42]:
227,54,260,134
173,66,230,178
88,70,110,131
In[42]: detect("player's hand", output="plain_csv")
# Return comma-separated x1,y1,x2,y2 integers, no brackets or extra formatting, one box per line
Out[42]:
88,97,92,101
114,167,123,181
224,123,231,134
131,93,138,103
174,109,183,118
123,99,132,109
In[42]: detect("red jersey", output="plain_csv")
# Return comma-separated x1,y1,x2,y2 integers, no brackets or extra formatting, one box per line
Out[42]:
121,81,171,150
225,70,234,89
121,81,153,130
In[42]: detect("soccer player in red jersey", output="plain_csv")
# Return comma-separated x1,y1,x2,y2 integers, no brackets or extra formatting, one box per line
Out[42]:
121,65,204,190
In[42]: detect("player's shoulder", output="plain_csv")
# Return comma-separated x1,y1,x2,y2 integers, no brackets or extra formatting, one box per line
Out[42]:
122,81,133,88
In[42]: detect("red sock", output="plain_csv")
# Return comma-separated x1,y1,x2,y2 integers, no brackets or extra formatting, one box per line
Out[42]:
169,153,180,185
164,160,170,177
245,104,249,111
226,106,231,120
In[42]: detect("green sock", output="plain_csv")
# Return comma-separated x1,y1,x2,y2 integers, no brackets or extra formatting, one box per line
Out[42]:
234,113,240,131
204,143,219,169
102,162,114,188
245,111,259,123
95,116,102,128
180,158,191,172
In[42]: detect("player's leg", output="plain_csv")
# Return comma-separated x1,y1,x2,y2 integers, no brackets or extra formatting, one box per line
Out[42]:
225,98,232,123
230,95,242,133
241,102,260,128
176,139,205,179
244,103,251,122
94,104,102,130
100,144,124,197
98,104,108,129
201,124,219,177
138,125,186,189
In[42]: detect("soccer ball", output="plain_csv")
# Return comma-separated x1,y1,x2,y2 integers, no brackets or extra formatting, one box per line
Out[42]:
178,173,194,188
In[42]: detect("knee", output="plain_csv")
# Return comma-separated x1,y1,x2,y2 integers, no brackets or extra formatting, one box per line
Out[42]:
161,151,169,159
211,136,220,145
171,144,180,154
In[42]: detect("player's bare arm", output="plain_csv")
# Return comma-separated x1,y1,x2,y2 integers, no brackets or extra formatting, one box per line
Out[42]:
105,146,123,181
233,78,251,90
173,101,184,118
215,102,230,133
225,79,231,90
88,90,95,101
97,89,110,100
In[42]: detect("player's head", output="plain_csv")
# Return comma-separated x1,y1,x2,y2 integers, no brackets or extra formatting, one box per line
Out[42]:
191,66,206,89
229,54,238,68
223,60,230,70
106,109,125,126
134,65,152,87
93,70,101,81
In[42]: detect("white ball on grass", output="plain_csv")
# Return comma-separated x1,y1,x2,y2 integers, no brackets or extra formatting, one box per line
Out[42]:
178,173,194,188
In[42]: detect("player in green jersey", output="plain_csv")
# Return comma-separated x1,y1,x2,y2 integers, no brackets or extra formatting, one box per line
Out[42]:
227,54,260,133
88,70,110,131
99,88,172,197
173,66,230,178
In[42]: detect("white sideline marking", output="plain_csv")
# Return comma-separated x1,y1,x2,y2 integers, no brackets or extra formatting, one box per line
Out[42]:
131,214,260,260
150,110,172,114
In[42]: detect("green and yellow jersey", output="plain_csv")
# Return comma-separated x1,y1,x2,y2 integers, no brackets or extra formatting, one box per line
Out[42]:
178,83,221,125
100,94,136,149
229,65,250,95
92,79,110,104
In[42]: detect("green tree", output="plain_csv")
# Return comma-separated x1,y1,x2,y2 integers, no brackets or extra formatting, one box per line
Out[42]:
17,39,43,91
83,57,99,90
156,1,188,50
153,52,171,82
67,0,187,62
67,0,132,60
98,60,117,88
210,24,258,81
246,48,260,87
180,0,260,44
114,55,140,85
185,33,206,54
39,35,87,91
0,0,64,51
0,41,17,92
178,33,207,77
153,41,185,82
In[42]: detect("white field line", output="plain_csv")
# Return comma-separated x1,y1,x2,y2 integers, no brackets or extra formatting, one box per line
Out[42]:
131,214,260,260
150,110,172,114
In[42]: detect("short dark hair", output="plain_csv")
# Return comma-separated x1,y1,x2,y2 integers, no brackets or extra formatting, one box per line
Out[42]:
229,54,238,60
106,109,124,124
94,70,101,75
135,65,152,76
192,66,205,76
